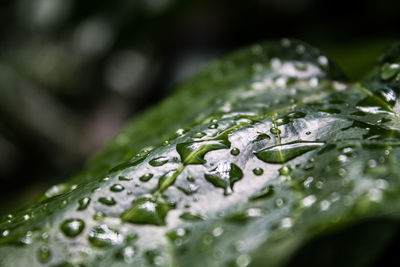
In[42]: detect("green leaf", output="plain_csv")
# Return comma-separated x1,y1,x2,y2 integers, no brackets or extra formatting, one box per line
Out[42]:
1,39,400,267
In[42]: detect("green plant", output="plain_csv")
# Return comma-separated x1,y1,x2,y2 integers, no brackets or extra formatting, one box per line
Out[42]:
1,39,400,266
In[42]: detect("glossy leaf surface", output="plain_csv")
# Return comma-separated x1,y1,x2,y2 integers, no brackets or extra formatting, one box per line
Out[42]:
1,39,400,267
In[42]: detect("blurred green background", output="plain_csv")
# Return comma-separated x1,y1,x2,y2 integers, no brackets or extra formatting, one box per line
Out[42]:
0,0,398,215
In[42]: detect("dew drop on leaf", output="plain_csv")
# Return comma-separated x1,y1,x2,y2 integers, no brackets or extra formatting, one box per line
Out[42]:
122,198,173,226
119,176,132,181
77,197,91,211
252,133,271,143
88,225,123,248
380,63,400,80
110,184,124,192
255,141,324,163
252,168,264,175
98,196,116,206
249,185,274,201
37,245,51,263
179,212,204,221
60,218,85,237
177,139,230,165
204,162,243,195
139,173,153,182
158,170,180,192
192,131,207,139
149,157,169,167
376,87,397,106
231,148,240,156
270,127,281,135
208,123,218,129
115,245,136,263
279,165,292,175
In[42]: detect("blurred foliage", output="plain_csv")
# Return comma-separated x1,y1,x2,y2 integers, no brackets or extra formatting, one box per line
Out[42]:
0,0,398,214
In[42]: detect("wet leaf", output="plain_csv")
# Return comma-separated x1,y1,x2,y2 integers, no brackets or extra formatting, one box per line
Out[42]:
1,39,400,267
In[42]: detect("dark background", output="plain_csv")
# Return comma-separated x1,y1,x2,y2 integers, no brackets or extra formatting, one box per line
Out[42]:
0,0,398,215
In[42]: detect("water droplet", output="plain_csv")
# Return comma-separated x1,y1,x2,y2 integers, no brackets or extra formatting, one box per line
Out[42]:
93,211,105,221
252,133,271,143
236,254,251,267
177,183,199,195
270,127,281,135
205,162,243,195
226,208,262,222
208,123,218,129
255,141,324,163
122,198,173,226
41,183,70,201
377,87,397,106
192,132,206,138
279,165,292,175
37,245,51,263
115,246,136,263
167,228,190,247
149,157,169,167
99,196,116,206
212,226,224,237
303,176,314,188
77,197,91,211
275,117,290,126
286,111,306,119
381,63,400,80
158,170,179,192
175,128,188,136
275,198,284,207
367,188,383,202
250,185,274,200
281,217,293,228
60,218,85,237
187,176,195,182
180,212,204,221
177,138,230,165
296,44,305,54
1,229,9,237
145,250,165,266
231,148,240,156
119,176,132,181
301,195,316,207
318,56,328,66
252,168,264,175
281,38,291,47
110,184,125,192
320,200,331,211
356,93,393,113
139,173,153,182
88,225,123,248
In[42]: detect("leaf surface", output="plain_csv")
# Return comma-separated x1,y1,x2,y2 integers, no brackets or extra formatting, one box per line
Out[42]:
1,39,400,267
